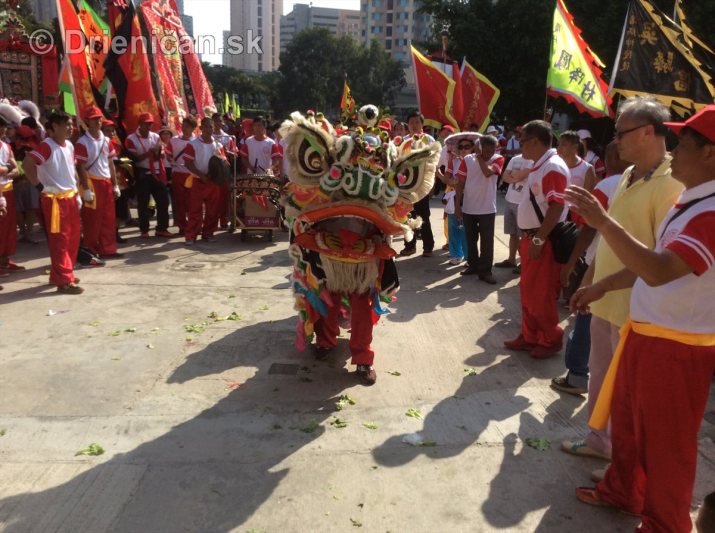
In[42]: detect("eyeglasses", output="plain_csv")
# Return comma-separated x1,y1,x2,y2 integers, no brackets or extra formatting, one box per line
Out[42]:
614,123,649,140
458,144,473,150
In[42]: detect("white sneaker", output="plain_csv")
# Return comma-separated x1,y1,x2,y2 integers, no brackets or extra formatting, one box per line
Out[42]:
184,239,195,246
449,257,463,265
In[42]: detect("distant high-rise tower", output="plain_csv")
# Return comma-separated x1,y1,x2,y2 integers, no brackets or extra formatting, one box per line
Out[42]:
360,0,432,65
228,0,283,73
280,4,361,52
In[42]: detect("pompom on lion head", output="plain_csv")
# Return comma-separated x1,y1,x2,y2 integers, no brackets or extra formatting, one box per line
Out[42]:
279,108,440,261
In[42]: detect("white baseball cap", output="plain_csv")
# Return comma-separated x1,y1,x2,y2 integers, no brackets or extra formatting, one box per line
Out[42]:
485,125,499,135
577,129,592,140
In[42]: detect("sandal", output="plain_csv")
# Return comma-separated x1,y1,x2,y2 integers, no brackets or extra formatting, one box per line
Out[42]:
561,439,611,460
576,487,640,517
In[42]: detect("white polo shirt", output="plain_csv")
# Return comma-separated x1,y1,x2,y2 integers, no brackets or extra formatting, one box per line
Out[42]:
28,138,77,192
184,137,225,175
240,136,281,173
167,135,195,173
566,157,593,189
0,141,12,187
517,148,569,230
456,153,505,215
504,155,532,205
585,174,621,265
630,180,715,333
75,132,116,179
125,131,161,170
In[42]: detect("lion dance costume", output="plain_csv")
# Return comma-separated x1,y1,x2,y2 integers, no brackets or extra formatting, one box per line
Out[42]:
280,105,440,385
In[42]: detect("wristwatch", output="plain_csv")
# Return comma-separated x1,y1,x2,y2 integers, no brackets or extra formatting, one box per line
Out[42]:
532,236,546,246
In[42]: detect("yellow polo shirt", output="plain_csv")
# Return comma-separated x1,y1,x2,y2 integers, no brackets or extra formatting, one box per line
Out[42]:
590,156,683,327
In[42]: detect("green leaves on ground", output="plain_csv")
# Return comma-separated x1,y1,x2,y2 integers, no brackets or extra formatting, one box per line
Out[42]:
525,438,551,451
301,420,320,433
464,368,478,376
184,322,208,334
124,327,137,333
387,370,401,376
335,395,356,411
405,408,423,420
350,518,362,527
362,422,378,430
75,443,105,456
226,312,242,321
330,418,348,429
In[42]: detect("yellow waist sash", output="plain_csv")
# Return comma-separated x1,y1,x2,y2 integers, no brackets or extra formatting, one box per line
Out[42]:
79,174,108,210
42,190,77,233
590,319,715,430
0,181,13,192
185,174,194,189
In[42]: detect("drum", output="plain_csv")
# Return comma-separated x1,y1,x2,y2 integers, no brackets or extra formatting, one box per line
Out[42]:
208,155,230,185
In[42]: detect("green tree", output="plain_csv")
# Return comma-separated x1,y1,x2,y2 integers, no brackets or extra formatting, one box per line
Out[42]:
276,28,405,119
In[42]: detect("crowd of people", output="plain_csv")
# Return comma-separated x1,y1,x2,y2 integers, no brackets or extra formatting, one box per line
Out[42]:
0,103,284,293
1,96,714,532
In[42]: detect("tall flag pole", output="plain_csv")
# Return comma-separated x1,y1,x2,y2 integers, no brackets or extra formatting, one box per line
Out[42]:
410,44,459,129
546,0,612,118
610,0,715,116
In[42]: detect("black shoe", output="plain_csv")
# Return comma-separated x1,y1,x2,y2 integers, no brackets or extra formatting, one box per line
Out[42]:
313,345,332,361
512,265,521,275
116,234,128,244
460,267,479,276
478,272,497,284
399,247,416,257
356,364,377,385
494,259,517,269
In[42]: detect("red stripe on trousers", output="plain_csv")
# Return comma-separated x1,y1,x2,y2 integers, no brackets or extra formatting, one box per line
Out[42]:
172,171,191,231
518,237,563,348
40,195,80,286
0,189,17,257
184,179,220,241
314,290,375,365
597,332,715,532
81,179,117,256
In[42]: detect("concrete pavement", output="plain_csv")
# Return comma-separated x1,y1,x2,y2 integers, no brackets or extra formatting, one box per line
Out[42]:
0,198,713,533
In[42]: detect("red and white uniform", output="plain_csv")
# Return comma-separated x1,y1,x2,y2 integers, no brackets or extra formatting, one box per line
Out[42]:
213,131,236,226
213,131,237,155
455,153,505,215
517,148,569,230
125,130,164,181
516,148,569,350
182,137,225,241
166,135,195,232
585,174,621,265
566,156,593,189
0,141,17,259
585,150,605,179
75,132,118,256
240,136,281,173
28,139,80,286
596,180,715,532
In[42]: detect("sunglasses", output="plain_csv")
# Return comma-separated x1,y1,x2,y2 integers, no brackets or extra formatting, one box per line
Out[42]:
614,123,649,140
458,144,473,149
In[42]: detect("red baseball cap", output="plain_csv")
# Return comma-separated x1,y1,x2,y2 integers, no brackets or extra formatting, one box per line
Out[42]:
138,112,154,124
84,106,103,120
440,125,455,133
664,104,715,144
101,118,115,127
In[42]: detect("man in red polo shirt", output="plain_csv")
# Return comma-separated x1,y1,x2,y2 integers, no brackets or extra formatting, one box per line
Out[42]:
504,120,569,358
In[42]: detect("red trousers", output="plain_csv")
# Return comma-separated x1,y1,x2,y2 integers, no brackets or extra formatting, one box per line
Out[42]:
0,188,17,258
597,332,715,532
314,291,375,365
41,194,80,286
519,237,563,348
172,171,191,232
81,178,117,256
184,178,220,241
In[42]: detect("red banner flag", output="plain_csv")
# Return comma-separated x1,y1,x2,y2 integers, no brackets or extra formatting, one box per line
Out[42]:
459,60,500,132
77,0,111,95
56,0,99,121
168,0,215,118
410,45,459,130
105,0,161,135
140,0,187,130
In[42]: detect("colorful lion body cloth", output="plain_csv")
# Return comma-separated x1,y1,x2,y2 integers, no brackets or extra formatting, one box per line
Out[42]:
280,107,440,383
